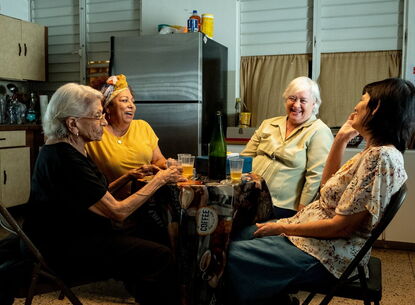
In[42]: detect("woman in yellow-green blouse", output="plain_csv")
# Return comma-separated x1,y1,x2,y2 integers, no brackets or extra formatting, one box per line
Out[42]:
241,76,333,219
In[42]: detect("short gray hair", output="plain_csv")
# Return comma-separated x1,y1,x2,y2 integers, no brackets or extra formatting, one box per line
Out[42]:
282,76,322,115
43,83,103,140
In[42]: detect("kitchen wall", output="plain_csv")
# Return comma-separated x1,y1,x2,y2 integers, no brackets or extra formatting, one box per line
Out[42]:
0,0,30,20
141,0,239,118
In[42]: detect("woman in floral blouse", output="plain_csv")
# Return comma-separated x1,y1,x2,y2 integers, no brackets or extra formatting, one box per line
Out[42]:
226,78,415,305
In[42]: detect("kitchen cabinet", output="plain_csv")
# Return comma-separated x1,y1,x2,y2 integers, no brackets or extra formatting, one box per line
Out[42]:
0,130,30,207
0,125,43,208
0,14,47,81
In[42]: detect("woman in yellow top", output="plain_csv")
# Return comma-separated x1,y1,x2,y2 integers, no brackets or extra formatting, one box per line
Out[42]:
86,74,167,200
241,76,333,219
86,74,171,244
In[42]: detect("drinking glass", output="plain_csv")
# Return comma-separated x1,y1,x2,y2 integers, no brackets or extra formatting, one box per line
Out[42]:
180,155,195,178
229,158,244,182
177,153,191,162
166,158,182,168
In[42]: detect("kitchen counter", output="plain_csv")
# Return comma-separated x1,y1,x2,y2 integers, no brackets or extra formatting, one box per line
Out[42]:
0,124,42,131
0,124,44,175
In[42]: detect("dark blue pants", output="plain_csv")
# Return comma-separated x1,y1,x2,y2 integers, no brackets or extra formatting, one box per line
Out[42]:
227,226,334,305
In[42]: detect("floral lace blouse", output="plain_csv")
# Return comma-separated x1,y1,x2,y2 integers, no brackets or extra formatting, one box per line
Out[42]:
278,146,407,278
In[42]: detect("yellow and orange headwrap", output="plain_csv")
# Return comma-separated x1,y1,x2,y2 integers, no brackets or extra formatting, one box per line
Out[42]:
101,74,129,107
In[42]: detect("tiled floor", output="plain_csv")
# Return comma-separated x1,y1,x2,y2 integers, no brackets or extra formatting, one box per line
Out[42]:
6,247,414,304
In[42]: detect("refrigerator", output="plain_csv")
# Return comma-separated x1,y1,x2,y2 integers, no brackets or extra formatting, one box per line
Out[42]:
110,33,228,158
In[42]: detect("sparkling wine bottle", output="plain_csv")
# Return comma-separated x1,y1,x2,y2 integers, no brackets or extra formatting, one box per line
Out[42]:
208,111,227,181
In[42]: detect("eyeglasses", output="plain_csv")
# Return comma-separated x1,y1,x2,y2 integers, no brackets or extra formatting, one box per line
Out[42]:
287,96,310,104
77,113,106,121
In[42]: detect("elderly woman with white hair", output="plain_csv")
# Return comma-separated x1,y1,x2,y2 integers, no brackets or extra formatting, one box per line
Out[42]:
241,76,333,218
22,83,183,305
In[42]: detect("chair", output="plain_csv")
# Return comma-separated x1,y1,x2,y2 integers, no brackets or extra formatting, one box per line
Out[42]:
295,183,407,305
0,202,83,305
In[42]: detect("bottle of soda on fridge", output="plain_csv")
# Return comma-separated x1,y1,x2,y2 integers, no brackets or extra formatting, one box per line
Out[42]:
208,111,227,181
187,10,201,32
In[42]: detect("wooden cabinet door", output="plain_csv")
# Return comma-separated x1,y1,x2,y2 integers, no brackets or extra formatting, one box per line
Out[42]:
21,20,46,81
0,147,30,208
0,15,22,80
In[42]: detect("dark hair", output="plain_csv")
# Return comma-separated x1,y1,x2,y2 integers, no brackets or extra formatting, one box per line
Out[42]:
362,78,415,152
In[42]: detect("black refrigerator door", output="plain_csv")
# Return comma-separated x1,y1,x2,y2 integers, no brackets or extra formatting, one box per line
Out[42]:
201,37,228,155
134,102,201,158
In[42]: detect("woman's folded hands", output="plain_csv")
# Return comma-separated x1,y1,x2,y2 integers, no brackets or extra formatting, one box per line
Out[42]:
127,164,161,179
153,166,186,184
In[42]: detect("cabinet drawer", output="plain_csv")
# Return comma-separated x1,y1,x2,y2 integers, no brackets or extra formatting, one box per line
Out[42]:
0,147,30,207
0,131,26,148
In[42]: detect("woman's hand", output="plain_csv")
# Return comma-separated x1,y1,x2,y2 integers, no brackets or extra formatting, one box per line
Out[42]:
242,172,262,189
253,222,284,238
127,165,161,179
336,113,359,143
154,167,186,184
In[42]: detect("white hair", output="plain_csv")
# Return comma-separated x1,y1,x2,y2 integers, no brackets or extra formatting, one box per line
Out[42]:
282,76,322,115
43,83,103,140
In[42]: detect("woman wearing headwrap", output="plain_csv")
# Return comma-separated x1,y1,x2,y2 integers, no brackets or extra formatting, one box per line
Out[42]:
86,75,172,245
86,74,167,200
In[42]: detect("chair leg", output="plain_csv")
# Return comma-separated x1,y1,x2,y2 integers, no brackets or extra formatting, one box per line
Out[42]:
55,283,83,305
25,264,42,305
58,289,65,300
357,265,372,305
319,294,335,305
38,270,83,305
301,292,316,305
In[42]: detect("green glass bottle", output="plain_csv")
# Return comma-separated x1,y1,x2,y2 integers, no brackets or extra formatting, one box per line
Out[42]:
208,111,227,180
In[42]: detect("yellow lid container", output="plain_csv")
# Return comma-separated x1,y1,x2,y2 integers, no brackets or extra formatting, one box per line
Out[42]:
201,14,214,39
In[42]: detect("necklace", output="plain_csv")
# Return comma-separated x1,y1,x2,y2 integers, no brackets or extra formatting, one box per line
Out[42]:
109,125,129,144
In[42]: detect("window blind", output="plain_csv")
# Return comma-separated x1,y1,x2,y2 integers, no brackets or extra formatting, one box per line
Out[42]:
86,0,140,84
32,0,80,94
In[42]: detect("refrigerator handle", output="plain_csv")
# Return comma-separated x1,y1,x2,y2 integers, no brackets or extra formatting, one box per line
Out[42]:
109,36,115,75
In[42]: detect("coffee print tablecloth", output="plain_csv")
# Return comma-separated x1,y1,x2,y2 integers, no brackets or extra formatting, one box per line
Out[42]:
133,178,273,305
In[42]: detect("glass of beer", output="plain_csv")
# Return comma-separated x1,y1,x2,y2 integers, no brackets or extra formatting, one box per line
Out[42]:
179,155,195,178
229,158,244,182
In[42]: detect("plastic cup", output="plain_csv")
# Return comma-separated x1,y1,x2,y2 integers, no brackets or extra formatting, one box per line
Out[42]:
229,158,244,181
180,155,195,178
177,153,191,162
166,158,181,168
